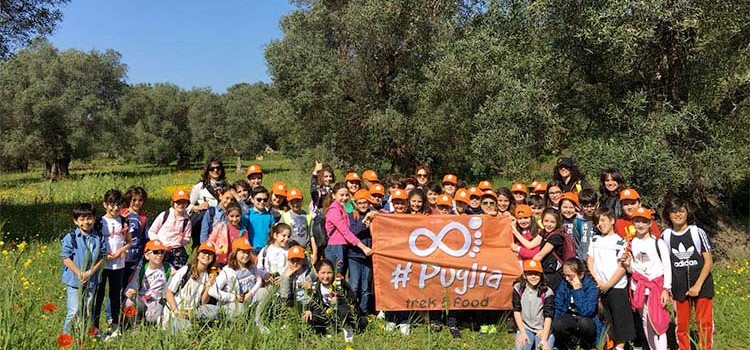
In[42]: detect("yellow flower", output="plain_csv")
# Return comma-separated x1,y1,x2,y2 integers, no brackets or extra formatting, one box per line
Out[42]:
17,241,27,251
345,346,354,350
0,241,4,246
2,251,7,256
23,259,32,269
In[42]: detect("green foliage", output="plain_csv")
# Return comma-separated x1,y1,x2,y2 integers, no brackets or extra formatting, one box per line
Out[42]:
0,0,70,58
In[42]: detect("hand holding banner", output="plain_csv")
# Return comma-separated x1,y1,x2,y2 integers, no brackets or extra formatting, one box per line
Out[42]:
371,214,521,311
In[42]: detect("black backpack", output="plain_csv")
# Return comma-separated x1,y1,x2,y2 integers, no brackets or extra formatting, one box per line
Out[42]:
311,210,327,249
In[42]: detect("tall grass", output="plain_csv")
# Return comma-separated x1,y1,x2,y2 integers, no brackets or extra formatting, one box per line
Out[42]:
0,156,747,349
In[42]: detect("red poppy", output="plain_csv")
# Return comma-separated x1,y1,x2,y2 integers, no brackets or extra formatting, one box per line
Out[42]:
56,333,74,348
42,303,57,313
87,326,99,337
123,305,137,318
13,304,19,312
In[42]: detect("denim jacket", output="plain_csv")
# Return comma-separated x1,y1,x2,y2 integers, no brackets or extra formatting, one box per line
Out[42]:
61,228,106,288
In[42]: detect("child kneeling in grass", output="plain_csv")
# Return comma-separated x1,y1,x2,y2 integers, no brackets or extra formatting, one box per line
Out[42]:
124,240,173,324
303,259,357,343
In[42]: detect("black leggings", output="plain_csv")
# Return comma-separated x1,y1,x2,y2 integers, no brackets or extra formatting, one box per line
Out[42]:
93,268,125,328
551,314,597,350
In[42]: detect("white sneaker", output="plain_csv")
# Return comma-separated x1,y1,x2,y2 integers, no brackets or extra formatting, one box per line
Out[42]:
104,328,121,341
385,322,397,332
399,323,411,336
343,326,354,342
377,310,386,319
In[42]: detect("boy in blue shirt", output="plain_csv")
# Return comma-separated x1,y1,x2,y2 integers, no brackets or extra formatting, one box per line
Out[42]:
61,203,107,335
243,186,274,251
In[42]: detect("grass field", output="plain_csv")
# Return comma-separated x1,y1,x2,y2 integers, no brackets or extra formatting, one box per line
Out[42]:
0,155,747,349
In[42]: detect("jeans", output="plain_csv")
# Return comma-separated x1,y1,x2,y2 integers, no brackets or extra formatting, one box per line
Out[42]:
515,328,555,350
324,244,348,277
63,284,97,334
348,256,371,314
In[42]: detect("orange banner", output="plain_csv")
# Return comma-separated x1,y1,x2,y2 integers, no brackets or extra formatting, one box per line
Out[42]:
371,214,522,311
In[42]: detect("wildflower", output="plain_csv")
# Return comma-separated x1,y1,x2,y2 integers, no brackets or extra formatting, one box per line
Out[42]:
57,333,74,348
42,303,58,313
124,305,137,318
325,307,333,315
87,327,99,337
13,304,20,312
345,346,354,350
17,241,27,251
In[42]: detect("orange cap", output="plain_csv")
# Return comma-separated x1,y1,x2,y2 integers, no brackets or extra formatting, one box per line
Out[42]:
272,181,287,197
560,192,579,207
246,164,263,176
232,238,253,252
514,204,532,218
172,189,189,202
370,183,385,196
391,189,408,201
511,182,527,193
288,245,306,260
198,242,216,254
533,183,547,193
145,240,166,252
482,190,498,200
362,170,379,182
287,188,303,201
454,188,470,204
478,180,493,191
345,172,361,182
468,186,483,198
522,260,543,273
436,194,453,207
353,189,372,202
631,207,652,220
442,174,458,185
529,180,540,189
619,188,640,201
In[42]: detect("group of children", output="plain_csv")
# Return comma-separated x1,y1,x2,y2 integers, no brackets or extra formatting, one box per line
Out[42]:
59,157,714,349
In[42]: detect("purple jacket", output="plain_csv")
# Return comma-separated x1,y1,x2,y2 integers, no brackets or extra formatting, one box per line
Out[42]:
324,201,362,246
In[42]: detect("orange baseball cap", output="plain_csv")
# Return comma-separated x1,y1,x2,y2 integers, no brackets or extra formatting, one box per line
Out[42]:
272,181,288,196
620,188,640,201
172,189,189,202
246,164,263,176
391,189,408,201
533,183,547,193
370,183,385,196
529,180,540,189
560,192,579,207
288,245,306,260
442,174,458,185
478,180,493,191
454,188,470,204
287,188,303,201
482,189,498,200
353,189,372,202
511,182,528,193
362,170,379,183
514,204,532,218
232,238,253,252
436,194,453,207
522,260,543,273
468,186,483,198
345,172,361,182
631,207,652,220
198,242,216,254
145,240,166,252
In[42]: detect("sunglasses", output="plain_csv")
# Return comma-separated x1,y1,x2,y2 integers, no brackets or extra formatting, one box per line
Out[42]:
254,197,268,202
481,201,496,205
208,166,223,172
416,174,428,178
148,250,165,255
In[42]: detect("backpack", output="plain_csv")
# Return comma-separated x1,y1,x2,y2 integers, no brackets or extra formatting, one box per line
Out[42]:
153,209,191,242
546,230,576,265
311,210,327,249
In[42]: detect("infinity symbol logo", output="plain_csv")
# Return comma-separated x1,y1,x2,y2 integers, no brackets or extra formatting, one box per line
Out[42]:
408,217,483,258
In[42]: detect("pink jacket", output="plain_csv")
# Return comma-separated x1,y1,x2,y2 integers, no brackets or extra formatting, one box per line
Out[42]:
324,201,361,246
147,208,191,249
631,272,670,335
205,222,247,265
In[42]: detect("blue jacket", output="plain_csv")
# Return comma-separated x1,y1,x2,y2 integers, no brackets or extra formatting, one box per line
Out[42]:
554,274,598,318
61,228,106,288
347,212,372,259
243,207,274,249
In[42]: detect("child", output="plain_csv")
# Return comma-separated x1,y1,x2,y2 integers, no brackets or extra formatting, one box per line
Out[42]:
310,161,335,213
622,207,672,350
199,187,239,243
124,240,172,324
361,169,379,189
598,168,624,219
496,187,514,217
92,189,131,338
148,189,192,269
531,209,565,290
551,258,598,350
270,181,288,222
442,174,458,196
324,183,373,276
390,188,409,214
587,207,635,350
662,197,714,350
209,238,267,327
246,164,263,189
545,181,563,210
348,190,377,316
61,203,106,335
280,245,316,312
243,186,275,251
511,205,542,260
513,260,554,350
527,194,545,228
466,186,484,215
258,223,292,280
453,188,469,215
532,182,547,200
511,182,528,205
425,182,443,214
369,183,386,211
281,188,318,264
479,189,499,217
559,192,581,259
233,179,253,214
383,189,412,335
614,188,661,241
574,189,598,262
121,186,148,290
407,188,430,214
205,203,248,266
344,172,361,213
162,242,217,332
436,194,453,214
303,259,357,342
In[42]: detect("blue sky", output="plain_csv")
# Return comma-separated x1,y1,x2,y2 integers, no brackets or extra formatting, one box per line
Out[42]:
50,1,296,93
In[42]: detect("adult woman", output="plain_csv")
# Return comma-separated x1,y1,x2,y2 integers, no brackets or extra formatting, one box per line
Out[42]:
552,157,590,194
598,167,625,219
552,258,599,350
188,158,226,247
414,164,431,188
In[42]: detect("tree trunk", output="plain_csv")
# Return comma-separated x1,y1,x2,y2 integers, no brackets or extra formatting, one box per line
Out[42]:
236,155,242,173
176,152,191,170
44,155,71,180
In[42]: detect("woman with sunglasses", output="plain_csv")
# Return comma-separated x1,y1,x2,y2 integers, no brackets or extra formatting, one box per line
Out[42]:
188,158,227,247
414,164,431,189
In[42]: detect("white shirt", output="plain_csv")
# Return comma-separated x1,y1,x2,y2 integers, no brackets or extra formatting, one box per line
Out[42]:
101,216,126,270
126,264,170,300
630,235,672,293
166,265,207,311
587,233,628,289
258,245,288,275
